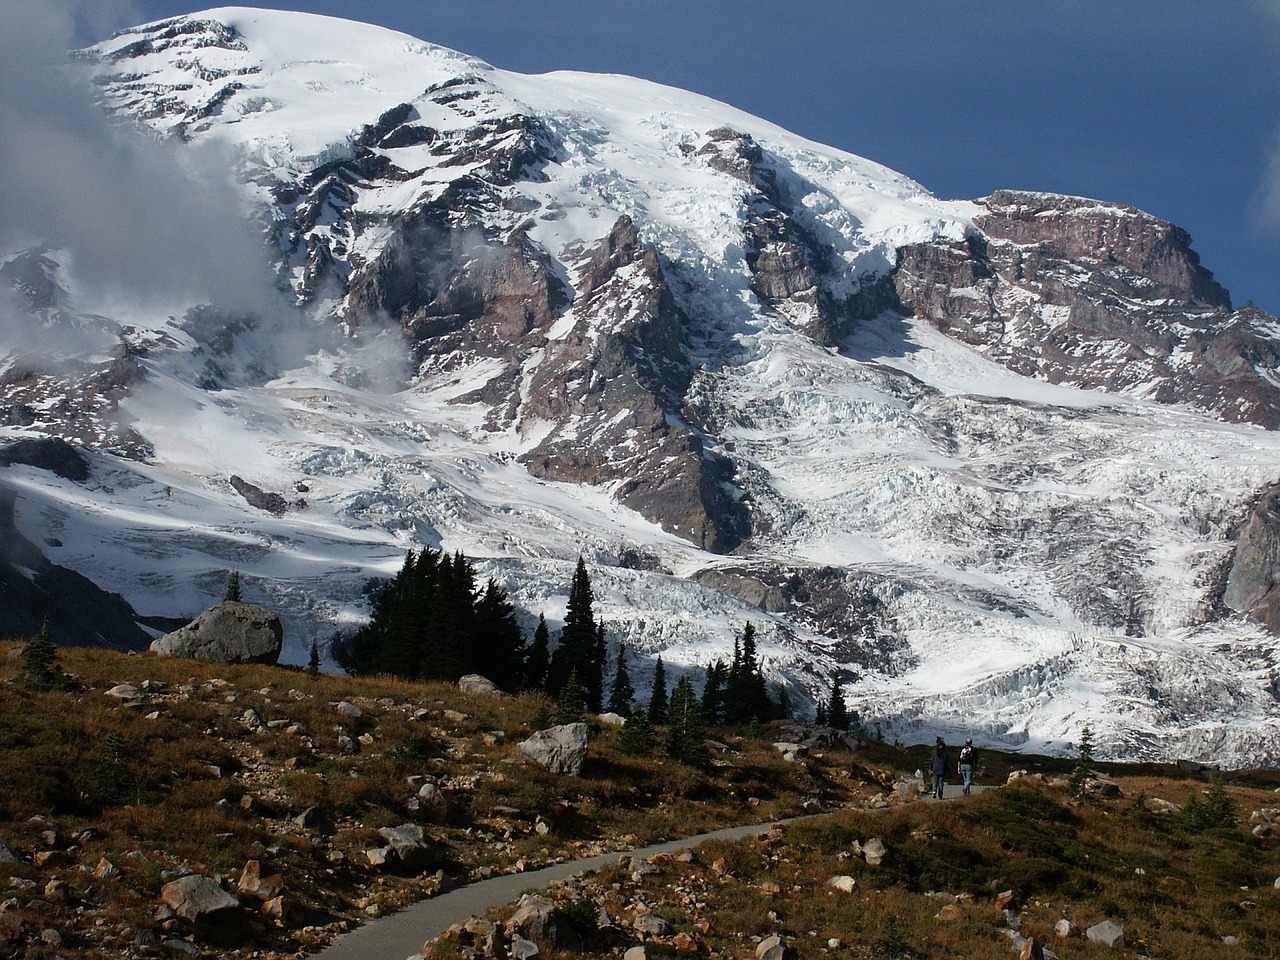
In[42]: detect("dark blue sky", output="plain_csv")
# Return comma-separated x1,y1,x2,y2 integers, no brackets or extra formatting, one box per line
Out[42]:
112,2,1280,314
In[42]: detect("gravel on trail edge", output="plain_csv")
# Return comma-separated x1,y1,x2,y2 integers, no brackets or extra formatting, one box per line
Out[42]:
311,816,812,960
312,783,991,959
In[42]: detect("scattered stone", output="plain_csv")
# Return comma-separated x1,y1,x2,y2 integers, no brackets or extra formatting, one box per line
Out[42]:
1055,919,1080,938
261,894,303,925
829,875,856,893
772,742,805,762
334,700,363,719
376,823,443,873
236,860,284,900
161,937,200,956
634,914,669,937
1082,777,1122,799
994,890,1016,910
92,858,120,879
505,893,582,949
624,946,648,960
151,601,283,664
936,903,965,921
39,927,62,946
756,933,798,960
1086,920,1125,948
0,844,19,864
159,874,240,923
106,683,141,701
510,935,540,959
293,806,332,835
458,674,508,698
0,912,25,941
1018,937,1044,960
862,837,889,866
1146,797,1181,815
517,723,590,776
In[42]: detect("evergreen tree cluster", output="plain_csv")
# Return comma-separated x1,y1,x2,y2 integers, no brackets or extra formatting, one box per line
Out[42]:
336,549,524,688
339,553,793,773
698,623,779,726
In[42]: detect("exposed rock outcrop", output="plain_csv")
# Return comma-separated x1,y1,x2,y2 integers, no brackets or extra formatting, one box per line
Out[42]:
521,216,750,553
1224,480,1280,631
0,487,158,649
151,601,283,664
893,190,1280,427
517,723,590,775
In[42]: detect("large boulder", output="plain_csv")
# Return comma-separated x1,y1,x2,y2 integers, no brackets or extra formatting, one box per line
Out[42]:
517,723,590,775
160,874,240,922
151,601,283,664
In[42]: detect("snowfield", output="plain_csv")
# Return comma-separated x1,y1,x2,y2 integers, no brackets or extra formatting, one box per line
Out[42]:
1,8,1277,767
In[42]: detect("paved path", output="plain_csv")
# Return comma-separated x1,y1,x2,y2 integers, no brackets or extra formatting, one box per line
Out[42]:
313,818,803,960
313,784,993,960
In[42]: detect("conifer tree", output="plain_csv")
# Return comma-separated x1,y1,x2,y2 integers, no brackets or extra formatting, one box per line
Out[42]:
224,570,242,602
525,614,551,692
607,643,635,715
307,638,320,675
827,677,848,731
618,702,655,755
553,669,587,724
665,676,709,767
1070,724,1097,799
701,658,726,725
815,701,828,727
475,577,525,691
337,547,527,683
724,623,769,725
19,621,65,690
647,655,669,725
547,557,603,707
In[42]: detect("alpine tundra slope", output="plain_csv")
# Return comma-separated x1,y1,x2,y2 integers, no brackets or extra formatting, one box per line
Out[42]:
1,8,1278,765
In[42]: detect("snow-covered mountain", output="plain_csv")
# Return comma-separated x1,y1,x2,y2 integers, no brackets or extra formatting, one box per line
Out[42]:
3,7,1279,765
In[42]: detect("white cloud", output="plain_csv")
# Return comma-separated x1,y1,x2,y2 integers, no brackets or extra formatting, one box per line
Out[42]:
0,0,280,318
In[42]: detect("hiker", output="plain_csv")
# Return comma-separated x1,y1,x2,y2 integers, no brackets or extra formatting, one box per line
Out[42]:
957,737,977,795
929,738,948,798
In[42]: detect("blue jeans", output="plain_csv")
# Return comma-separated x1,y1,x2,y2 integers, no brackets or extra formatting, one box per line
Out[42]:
959,763,973,794
931,773,944,797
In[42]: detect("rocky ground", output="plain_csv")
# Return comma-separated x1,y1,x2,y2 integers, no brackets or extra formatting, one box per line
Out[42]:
0,643,871,959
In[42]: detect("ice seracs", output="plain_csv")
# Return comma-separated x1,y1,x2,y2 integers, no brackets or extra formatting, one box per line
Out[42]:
0,8,1277,767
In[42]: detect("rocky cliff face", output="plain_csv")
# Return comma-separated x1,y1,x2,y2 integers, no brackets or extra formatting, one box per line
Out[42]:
893,190,1280,428
2,10,1279,762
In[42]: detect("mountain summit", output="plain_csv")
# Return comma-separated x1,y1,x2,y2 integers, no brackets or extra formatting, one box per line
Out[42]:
2,8,1279,764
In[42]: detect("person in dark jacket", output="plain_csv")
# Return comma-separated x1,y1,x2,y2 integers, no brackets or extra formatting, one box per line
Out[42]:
929,738,948,798
957,737,977,795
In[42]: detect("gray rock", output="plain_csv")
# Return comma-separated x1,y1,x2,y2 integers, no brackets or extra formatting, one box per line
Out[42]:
1086,920,1125,948
0,843,21,864
862,837,889,866
334,700,363,719
633,914,668,936
293,806,331,835
624,947,648,960
159,874,239,922
517,723,590,775
376,823,443,873
756,934,798,960
151,601,283,665
1055,919,1079,938
509,935,540,960
458,674,508,698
